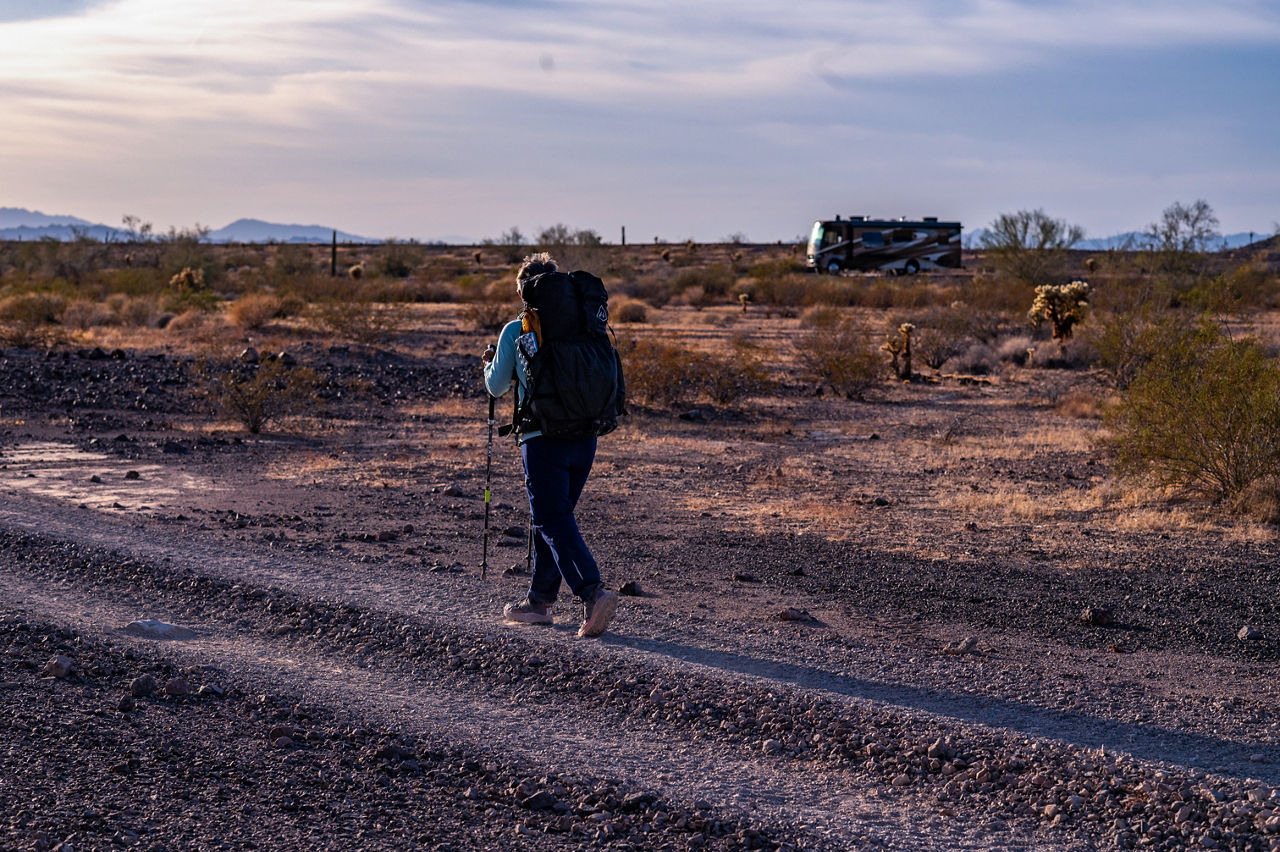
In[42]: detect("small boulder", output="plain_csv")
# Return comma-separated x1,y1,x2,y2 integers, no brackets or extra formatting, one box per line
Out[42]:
943,637,978,656
619,581,642,597
130,674,158,698
1239,625,1264,641
42,655,73,679
163,676,191,697
124,470,141,481
117,695,136,713
441,484,466,498
520,791,559,810
122,619,197,640
1081,607,1114,627
773,608,814,623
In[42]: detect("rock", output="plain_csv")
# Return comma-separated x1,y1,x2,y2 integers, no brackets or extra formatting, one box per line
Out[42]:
619,581,642,596
732,572,759,583
678,409,706,422
1081,607,1114,626
773,608,814,623
762,739,784,754
373,743,415,762
502,526,525,538
501,564,529,577
163,676,191,697
239,347,259,363
122,619,197,640
88,474,102,484
117,695,136,713
891,773,912,786
943,637,978,655
621,792,656,812
1239,625,1263,641
441,484,466,498
41,655,73,679
124,470,140,480
130,674,157,697
197,684,224,699
520,791,559,810
273,736,294,749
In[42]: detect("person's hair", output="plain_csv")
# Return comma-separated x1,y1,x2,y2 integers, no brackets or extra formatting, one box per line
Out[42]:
516,252,557,286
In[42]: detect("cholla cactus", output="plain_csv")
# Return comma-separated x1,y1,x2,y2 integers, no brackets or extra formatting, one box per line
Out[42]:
169,266,205,294
1029,281,1089,341
881,322,915,379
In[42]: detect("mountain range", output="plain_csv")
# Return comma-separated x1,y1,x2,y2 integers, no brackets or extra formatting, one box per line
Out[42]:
0,208,376,244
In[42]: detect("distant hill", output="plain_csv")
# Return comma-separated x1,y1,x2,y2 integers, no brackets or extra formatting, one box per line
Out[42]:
0,208,376,244
205,218,374,244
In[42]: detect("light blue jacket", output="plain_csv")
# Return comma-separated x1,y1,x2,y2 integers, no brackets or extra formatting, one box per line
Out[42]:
484,318,542,443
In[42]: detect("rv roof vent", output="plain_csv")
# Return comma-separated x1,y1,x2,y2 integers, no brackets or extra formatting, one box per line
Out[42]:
924,216,938,222
850,215,864,221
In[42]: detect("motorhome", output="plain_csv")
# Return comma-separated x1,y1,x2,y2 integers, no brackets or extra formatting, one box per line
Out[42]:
806,216,962,274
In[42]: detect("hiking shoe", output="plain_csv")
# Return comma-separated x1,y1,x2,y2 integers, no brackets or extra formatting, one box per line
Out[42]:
577,589,618,638
503,598,552,625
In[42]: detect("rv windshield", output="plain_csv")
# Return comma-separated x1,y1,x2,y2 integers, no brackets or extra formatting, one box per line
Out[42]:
807,221,823,255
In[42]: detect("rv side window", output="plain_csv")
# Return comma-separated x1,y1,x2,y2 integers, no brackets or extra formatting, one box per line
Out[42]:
891,228,914,243
862,231,884,247
823,230,841,246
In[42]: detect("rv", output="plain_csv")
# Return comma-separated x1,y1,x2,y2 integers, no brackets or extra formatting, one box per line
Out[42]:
807,216,962,274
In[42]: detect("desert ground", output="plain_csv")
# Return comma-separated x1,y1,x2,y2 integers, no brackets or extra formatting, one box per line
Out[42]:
2,240,1280,851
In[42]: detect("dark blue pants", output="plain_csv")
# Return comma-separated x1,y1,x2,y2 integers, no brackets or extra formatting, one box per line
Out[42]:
521,435,600,604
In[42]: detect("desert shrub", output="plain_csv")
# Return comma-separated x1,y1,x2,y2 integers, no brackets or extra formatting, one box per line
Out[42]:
1054,391,1105,419
315,297,396,343
1106,323,1280,501
754,273,811,307
673,265,735,300
995,334,1034,365
199,356,320,434
619,336,766,408
97,267,167,297
708,336,773,405
376,241,425,278
0,291,66,325
419,255,471,282
1184,263,1280,313
460,302,513,332
614,271,675,308
1233,477,1280,524
799,305,843,328
612,298,648,324
1029,280,1089,340
959,273,1032,314
941,343,998,375
1089,308,1192,389
276,294,306,319
1025,337,1096,369
979,208,1084,288
166,309,209,334
61,299,115,330
794,318,883,399
229,293,284,330
748,257,806,282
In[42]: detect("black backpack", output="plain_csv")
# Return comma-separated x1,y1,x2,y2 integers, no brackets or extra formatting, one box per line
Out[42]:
503,270,626,439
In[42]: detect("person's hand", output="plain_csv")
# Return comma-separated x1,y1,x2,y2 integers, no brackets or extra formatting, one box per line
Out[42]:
481,344,496,365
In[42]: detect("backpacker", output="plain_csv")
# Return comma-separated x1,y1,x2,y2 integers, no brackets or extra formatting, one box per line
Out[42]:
505,270,626,439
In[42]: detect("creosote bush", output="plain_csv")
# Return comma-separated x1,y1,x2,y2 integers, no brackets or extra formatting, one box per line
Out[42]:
199,356,320,434
229,293,285,330
612,298,649,324
794,317,882,399
1106,323,1280,502
619,336,768,408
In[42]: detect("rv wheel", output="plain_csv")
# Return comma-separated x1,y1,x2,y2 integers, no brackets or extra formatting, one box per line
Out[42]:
825,260,842,275
904,259,920,275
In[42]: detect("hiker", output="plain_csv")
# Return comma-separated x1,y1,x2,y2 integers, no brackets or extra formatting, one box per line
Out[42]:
482,252,620,638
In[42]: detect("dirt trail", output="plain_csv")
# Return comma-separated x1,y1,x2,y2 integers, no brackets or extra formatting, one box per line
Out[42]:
4,479,1280,849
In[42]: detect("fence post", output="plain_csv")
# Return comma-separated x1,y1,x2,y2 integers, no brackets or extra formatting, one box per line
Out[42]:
331,230,337,276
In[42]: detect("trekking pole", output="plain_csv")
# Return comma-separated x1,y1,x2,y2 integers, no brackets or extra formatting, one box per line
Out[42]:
481,393,495,581
525,521,534,575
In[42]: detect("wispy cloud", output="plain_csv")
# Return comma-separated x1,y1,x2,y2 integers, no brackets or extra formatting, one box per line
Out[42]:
1,0,1277,237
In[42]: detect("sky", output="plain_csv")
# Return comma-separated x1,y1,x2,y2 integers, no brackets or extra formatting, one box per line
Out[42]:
1,0,1278,243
